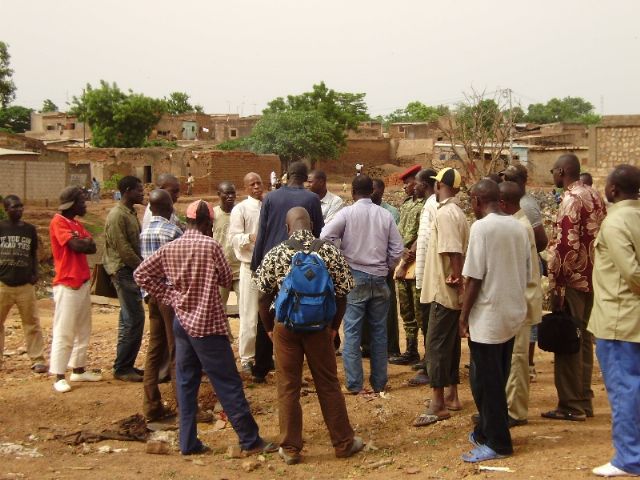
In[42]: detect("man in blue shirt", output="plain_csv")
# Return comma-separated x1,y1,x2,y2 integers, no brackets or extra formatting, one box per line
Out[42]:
250,161,324,383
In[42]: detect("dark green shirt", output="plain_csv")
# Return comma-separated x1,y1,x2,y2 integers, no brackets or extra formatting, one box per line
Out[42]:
103,203,141,274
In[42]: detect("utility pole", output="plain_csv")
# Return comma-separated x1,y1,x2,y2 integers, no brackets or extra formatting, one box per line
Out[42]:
504,88,514,164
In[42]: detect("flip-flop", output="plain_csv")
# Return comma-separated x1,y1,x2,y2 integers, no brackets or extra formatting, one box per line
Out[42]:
424,398,463,411
541,409,586,422
468,431,483,448
461,444,507,463
412,412,451,427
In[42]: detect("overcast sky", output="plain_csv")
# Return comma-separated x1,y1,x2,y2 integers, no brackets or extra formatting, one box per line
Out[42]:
3,0,639,117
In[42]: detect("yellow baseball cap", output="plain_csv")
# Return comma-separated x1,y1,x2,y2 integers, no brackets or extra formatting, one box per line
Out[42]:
431,167,462,188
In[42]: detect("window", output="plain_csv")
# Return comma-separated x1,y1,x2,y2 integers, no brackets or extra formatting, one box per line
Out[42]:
46,125,55,131
398,126,405,133
230,128,238,137
439,153,446,161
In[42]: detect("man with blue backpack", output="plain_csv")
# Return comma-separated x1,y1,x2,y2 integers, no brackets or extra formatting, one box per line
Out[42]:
254,207,363,465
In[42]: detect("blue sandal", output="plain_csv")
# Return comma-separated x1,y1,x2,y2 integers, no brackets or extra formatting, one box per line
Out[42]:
461,444,507,463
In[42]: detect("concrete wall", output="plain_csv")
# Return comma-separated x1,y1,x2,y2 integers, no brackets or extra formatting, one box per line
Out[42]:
591,126,640,169
392,138,434,167
527,147,589,185
0,158,67,202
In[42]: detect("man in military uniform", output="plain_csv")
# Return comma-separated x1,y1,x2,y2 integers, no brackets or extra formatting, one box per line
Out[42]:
390,165,427,366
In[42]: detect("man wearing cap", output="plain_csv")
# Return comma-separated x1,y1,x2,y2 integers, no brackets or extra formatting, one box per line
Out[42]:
229,172,264,375
414,167,468,426
49,187,102,393
104,175,146,382
135,199,274,455
0,195,47,374
390,164,426,366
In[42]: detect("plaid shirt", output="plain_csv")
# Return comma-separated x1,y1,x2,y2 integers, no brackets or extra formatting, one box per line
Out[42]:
134,229,232,337
140,216,183,260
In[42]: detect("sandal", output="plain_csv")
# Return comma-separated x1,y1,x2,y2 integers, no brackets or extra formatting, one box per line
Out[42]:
541,409,586,422
412,412,451,427
461,444,507,463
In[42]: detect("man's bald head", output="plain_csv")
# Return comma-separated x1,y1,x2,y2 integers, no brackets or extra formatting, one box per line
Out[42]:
156,173,180,203
286,207,312,234
498,181,524,215
243,172,263,200
470,179,501,219
149,189,174,219
605,164,640,203
243,172,261,186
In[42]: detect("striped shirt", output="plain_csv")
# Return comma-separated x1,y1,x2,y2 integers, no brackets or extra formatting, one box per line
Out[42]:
134,229,232,337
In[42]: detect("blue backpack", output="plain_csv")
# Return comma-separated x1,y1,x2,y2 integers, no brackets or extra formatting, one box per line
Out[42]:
274,238,336,333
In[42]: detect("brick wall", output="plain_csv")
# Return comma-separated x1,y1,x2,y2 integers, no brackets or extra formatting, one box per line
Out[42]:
317,139,392,175
0,159,67,202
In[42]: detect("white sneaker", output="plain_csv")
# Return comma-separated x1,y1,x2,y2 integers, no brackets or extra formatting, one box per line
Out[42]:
70,371,103,382
53,379,72,393
593,462,638,477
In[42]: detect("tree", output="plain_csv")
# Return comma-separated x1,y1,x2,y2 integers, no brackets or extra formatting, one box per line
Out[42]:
384,101,449,125
70,81,165,148
41,99,58,112
0,41,16,108
524,97,600,124
0,105,33,133
247,110,340,172
264,81,369,151
164,91,195,115
438,89,513,182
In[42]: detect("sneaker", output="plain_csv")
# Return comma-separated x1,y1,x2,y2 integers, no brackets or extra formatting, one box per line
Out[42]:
278,447,301,465
529,365,537,382
70,371,103,382
53,379,71,393
508,416,528,428
113,370,143,382
345,436,364,457
31,363,48,374
241,362,253,377
592,462,638,477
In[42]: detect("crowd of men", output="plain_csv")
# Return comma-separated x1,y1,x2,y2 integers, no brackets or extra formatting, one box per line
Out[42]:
0,155,638,475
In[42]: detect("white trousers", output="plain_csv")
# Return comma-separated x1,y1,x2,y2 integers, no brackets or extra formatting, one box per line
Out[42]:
50,282,92,375
238,262,259,363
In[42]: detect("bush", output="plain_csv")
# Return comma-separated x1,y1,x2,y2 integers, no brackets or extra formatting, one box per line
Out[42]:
143,138,178,148
103,173,124,191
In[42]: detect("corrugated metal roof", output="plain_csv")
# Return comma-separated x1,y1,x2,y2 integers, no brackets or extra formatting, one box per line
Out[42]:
0,148,40,156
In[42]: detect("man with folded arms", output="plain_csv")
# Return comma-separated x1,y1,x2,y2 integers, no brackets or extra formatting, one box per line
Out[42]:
459,179,530,463
589,165,640,478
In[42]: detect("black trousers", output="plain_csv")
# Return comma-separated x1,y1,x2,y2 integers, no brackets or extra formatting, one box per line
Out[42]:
469,337,515,455
253,320,274,379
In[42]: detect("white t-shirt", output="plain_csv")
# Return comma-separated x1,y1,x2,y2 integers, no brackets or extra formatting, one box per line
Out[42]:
462,213,531,344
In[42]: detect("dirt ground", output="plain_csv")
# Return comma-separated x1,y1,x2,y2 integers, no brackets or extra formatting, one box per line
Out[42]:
0,188,614,480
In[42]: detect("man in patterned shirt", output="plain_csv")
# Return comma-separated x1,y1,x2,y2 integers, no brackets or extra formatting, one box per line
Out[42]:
139,190,182,421
542,153,606,422
255,207,363,465
135,200,274,455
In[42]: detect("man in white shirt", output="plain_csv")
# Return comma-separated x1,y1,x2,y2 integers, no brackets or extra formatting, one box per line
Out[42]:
229,173,264,374
459,179,530,463
142,174,181,231
307,170,344,223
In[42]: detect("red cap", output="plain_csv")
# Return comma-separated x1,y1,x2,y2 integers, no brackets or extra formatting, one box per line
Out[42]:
399,164,422,181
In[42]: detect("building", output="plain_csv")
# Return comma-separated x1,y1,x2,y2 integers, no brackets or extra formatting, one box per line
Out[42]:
151,113,261,143
25,112,90,143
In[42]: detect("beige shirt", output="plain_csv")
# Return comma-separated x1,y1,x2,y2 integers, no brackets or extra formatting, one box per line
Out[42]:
420,196,469,309
213,206,240,280
415,194,438,288
228,196,262,264
514,210,542,326
588,199,640,342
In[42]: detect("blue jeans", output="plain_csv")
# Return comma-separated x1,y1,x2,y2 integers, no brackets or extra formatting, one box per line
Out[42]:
112,267,145,374
173,318,262,454
596,339,640,474
342,269,389,392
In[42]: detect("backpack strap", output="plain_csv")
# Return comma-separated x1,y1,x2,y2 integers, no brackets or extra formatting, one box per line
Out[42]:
285,238,326,254
309,239,327,253
284,238,305,251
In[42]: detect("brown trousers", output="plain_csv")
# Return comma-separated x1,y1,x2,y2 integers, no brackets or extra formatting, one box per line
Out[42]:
273,322,354,457
554,287,594,416
143,297,177,420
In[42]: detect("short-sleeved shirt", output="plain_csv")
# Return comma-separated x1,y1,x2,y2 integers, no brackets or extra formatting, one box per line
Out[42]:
213,206,240,280
463,213,530,344
0,221,38,287
519,193,543,229
320,190,344,223
49,214,92,288
380,202,400,225
420,197,469,309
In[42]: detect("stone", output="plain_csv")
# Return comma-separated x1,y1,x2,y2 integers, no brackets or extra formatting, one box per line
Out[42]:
241,460,260,472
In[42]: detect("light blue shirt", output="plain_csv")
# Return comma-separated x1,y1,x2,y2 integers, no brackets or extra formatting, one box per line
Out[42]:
320,198,404,277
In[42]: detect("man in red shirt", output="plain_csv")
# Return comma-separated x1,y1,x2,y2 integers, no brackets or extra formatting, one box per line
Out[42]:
49,187,102,393
135,200,274,455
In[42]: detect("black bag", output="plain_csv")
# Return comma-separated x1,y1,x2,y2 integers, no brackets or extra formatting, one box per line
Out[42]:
537,311,581,354
90,264,118,298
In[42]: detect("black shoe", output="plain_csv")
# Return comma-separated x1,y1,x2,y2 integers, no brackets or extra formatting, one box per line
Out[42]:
508,416,528,428
471,413,480,426
411,357,426,371
113,370,143,382
133,367,144,376
388,351,420,365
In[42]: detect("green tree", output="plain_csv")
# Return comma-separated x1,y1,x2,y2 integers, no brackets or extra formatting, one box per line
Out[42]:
524,97,600,124
0,41,16,108
382,101,449,126
248,110,340,171
0,105,33,133
41,98,58,112
264,81,369,150
165,91,195,115
70,81,165,148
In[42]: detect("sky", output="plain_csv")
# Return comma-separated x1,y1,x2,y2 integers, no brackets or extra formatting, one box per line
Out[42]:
3,0,639,117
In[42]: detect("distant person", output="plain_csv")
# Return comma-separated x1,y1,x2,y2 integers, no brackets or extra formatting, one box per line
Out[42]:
589,165,640,478
186,173,195,196
229,173,263,376
139,190,182,421
250,161,324,383
307,170,344,223
0,195,46,374
256,207,363,465
355,163,363,176
580,172,593,186
135,200,275,456
543,154,605,422
49,187,102,392
371,178,399,224
142,173,181,231
214,182,240,315
459,179,530,463
104,175,146,382
270,171,278,191
321,176,403,394
91,177,101,203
